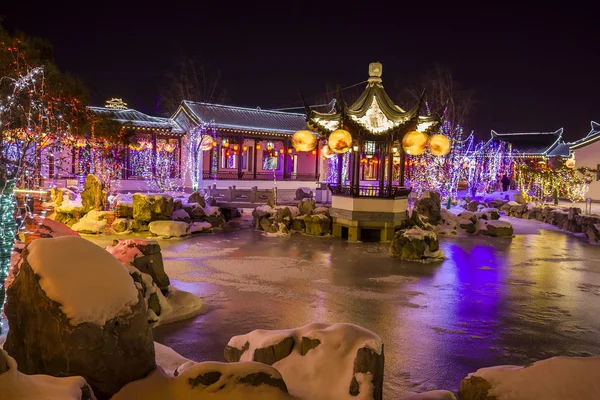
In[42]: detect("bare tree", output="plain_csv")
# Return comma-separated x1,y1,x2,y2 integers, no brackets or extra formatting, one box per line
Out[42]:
158,58,227,116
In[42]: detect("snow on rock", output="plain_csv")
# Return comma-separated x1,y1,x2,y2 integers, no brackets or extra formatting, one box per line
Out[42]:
225,323,383,400
476,219,514,237
27,236,139,326
275,205,299,218
204,204,220,216
171,208,191,222
55,196,82,213
190,221,212,233
112,361,292,400
477,208,501,220
482,190,522,203
390,227,445,261
458,356,600,400
149,221,189,238
253,205,276,218
116,192,134,205
0,349,95,400
71,210,110,234
154,342,191,377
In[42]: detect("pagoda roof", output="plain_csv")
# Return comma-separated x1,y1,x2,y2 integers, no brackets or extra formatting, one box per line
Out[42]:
88,106,184,134
569,121,600,150
305,62,440,137
488,128,568,156
172,101,307,136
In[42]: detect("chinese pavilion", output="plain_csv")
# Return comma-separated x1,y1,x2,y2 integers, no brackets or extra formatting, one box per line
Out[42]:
303,62,443,242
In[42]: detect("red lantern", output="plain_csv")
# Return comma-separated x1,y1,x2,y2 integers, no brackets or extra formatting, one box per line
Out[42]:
233,144,239,151
243,145,248,152
288,148,293,154
256,144,261,150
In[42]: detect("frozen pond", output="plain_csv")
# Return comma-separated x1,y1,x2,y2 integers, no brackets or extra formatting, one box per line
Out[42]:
90,216,600,398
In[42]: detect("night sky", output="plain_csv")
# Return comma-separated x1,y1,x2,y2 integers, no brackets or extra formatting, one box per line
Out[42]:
2,2,598,141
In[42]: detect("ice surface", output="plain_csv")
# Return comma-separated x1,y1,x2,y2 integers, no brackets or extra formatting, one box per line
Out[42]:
27,236,139,326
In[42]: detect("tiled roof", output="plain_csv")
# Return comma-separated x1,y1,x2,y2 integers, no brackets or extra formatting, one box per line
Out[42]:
88,107,185,134
489,129,565,155
177,101,307,134
569,121,600,150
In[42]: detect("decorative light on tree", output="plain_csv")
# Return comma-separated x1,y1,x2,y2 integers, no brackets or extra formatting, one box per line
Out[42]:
185,121,216,192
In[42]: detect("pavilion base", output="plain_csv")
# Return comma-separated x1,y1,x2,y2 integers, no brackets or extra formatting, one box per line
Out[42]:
329,195,409,243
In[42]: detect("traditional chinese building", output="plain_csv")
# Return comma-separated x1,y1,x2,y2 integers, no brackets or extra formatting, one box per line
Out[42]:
569,121,600,200
304,62,442,242
486,128,570,160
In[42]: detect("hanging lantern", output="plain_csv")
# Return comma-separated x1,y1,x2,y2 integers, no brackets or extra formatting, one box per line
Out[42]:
222,139,229,148
402,131,428,156
212,141,217,147
256,144,261,150
328,129,352,154
429,134,451,156
267,142,273,151
565,158,576,169
321,144,335,159
311,149,317,155
243,145,248,152
288,148,293,154
291,129,318,152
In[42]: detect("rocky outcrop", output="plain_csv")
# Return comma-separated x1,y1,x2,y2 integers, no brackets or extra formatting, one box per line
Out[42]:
80,174,106,213
188,191,206,208
4,243,155,399
132,193,174,222
116,202,133,218
389,227,444,261
304,214,331,236
414,191,442,224
476,220,514,237
183,203,205,220
112,218,129,233
114,239,170,292
298,198,316,215
130,219,149,232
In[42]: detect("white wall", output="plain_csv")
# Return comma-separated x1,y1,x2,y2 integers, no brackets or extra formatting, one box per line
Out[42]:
573,140,600,200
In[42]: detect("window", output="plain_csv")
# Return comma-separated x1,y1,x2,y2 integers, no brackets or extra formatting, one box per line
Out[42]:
365,141,376,155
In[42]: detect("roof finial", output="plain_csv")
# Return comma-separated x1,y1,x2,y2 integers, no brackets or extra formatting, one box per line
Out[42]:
368,62,383,84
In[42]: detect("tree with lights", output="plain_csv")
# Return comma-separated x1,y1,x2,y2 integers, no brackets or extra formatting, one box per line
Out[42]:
0,25,88,324
398,65,476,199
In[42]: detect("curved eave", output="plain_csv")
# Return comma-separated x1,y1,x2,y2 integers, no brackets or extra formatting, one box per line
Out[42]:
347,83,415,122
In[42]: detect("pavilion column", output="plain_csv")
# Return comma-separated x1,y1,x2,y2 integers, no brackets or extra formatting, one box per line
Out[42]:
283,138,290,179
237,135,243,179
379,145,385,194
399,150,406,187
314,141,320,180
253,139,258,179
387,140,393,194
336,153,343,186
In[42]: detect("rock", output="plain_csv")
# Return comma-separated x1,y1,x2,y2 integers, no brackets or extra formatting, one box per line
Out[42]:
187,191,206,208
224,323,383,400
130,219,149,232
53,212,79,227
313,206,330,216
585,223,600,243
80,174,106,214
389,227,444,261
291,216,306,231
298,198,316,216
477,208,501,221
487,199,505,209
183,202,206,220
223,341,249,363
51,187,64,206
252,205,275,219
467,200,480,212
115,202,133,218
114,239,170,292
173,198,183,210
457,210,478,224
203,213,226,228
413,191,442,224
221,207,242,222
112,361,291,399
4,238,155,399
259,217,279,233
1,349,96,400
408,209,435,231
457,375,495,400
171,208,191,223
304,214,331,236
514,192,525,204
132,193,174,222
149,221,189,238
295,187,313,200
476,220,514,237
460,220,477,234
112,218,129,233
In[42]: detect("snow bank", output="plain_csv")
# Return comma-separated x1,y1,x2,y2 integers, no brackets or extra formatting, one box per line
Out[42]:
116,192,133,206
55,196,82,213
190,221,212,233
112,361,291,400
466,356,600,399
154,342,191,377
149,221,189,238
482,190,521,202
27,236,139,326
0,350,94,400
228,323,382,400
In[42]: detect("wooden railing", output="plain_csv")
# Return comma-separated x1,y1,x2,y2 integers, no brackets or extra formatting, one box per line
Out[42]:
328,184,411,198
202,171,319,181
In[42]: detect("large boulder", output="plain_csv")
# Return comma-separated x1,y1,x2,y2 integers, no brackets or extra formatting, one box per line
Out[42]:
171,208,191,223
113,361,291,399
130,219,149,232
476,219,514,237
202,206,226,228
0,349,95,400
295,187,313,201
389,227,444,261
187,191,206,208
112,218,129,233
298,198,316,216
223,323,384,400
4,236,155,399
132,193,174,222
304,214,331,236
413,191,442,224
477,208,501,221
149,221,189,238
116,202,133,218
80,174,106,214
183,203,206,220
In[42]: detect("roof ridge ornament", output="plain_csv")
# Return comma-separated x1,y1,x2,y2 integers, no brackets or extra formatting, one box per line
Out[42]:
105,98,128,109
368,62,383,84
